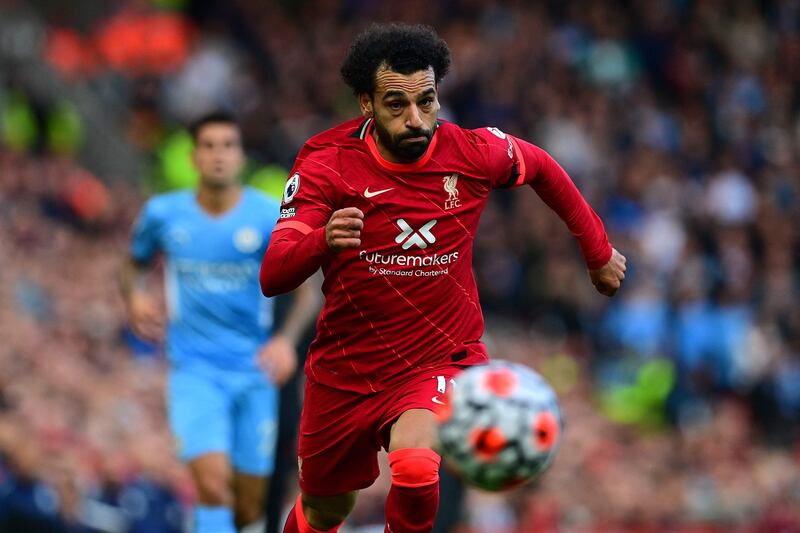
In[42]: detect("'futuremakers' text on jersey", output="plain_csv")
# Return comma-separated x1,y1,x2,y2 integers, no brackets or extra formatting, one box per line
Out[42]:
359,249,459,278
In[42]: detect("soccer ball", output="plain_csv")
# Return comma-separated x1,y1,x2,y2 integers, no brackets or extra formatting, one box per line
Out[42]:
435,360,562,491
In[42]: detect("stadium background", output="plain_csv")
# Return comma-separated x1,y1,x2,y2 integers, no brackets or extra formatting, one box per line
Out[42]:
1,0,799,531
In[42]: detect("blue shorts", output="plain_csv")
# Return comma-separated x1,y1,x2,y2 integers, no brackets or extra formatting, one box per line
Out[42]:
167,360,278,476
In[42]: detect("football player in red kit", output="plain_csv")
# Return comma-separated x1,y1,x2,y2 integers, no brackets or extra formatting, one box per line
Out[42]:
261,23,626,533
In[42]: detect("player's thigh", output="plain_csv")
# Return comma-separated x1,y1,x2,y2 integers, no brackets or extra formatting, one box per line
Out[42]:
188,452,233,503
297,379,382,497
232,471,268,504
231,376,278,476
388,408,437,452
167,367,231,462
232,470,268,523
381,366,463,452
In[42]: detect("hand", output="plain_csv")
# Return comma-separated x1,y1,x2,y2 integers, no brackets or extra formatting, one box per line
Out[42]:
589,248,626,297
326,207,364,252
257,335,298,385
127,292,164,342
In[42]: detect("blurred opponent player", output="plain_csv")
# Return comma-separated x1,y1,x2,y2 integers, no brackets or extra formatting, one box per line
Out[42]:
121,111,317,533
261,24,626,533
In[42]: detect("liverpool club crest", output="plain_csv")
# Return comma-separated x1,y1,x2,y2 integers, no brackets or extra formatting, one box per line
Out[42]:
443,173,461,210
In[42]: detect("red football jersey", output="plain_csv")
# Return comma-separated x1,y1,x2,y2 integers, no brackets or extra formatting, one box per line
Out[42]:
265,117,610,393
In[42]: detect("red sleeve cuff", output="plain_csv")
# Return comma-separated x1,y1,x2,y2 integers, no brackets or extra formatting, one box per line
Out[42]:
275,220,314,235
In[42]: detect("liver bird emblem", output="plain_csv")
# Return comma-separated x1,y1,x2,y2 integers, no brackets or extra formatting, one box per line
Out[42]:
443,173,461,210
443,173,459,200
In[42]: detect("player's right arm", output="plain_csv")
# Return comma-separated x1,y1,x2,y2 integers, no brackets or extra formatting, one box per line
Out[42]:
120,199,164,342
260,208,364,298
260,149,360,297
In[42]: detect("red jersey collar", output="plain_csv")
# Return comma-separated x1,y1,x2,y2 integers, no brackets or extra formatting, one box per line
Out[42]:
363,119,438,172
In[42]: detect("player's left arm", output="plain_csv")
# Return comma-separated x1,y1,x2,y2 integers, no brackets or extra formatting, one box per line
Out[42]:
477,128,626,296
523,142,625,297
257,273,322,385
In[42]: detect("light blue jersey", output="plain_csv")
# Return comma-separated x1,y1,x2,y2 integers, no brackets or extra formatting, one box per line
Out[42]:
130,187,279,373
130,186,280,489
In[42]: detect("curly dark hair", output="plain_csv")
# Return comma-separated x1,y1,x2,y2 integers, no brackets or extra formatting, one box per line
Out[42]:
340,23,451,96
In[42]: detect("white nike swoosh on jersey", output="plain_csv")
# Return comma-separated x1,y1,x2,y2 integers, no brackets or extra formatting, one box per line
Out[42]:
364,187,393,198
431,396,446,405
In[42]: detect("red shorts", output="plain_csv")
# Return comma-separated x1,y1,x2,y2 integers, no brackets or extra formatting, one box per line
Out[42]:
297,364,465,497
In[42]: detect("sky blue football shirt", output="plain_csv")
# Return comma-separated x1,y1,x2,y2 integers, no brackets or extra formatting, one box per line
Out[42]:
130,187,279,372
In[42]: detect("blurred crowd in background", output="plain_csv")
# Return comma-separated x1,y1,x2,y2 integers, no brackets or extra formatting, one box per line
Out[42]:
1,0,799,531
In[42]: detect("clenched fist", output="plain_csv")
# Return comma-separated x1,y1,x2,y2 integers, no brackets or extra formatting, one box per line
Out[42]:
589,248,627,297
326,207,364,252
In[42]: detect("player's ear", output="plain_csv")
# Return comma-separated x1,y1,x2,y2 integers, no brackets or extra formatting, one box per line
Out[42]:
359,93,373,118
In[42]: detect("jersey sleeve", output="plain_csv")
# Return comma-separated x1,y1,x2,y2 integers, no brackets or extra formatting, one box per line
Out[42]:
274,146,340,236
129,198,162,264
261,146,340,296
472,127,613,269
470,127,530,189
472,126,568,189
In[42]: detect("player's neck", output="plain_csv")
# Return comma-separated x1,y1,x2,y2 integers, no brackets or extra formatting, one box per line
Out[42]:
196,183,242,216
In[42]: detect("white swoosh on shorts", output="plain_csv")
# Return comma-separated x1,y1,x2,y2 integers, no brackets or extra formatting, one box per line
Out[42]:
431,396,446,405
364,187,393,198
